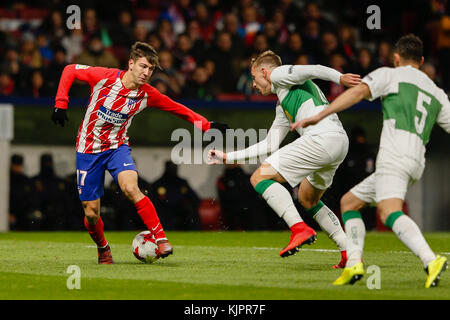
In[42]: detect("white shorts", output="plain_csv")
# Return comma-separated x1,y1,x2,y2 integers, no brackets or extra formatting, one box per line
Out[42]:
265,132,348,189
350,149,424,203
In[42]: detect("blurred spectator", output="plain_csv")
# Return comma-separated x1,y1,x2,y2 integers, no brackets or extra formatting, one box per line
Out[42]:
157,18,177,50
147,32,164,52
327,52,347,101
109,10,135,49
250,32,269,56
236,55,255,96
36,33,53,66
9,154,33,230
38,9,66,47
300,2,334,32
349,48,377,77
187,19,208,61
421,62,438,83
281,32,304,64
220,12,246,58
152,161,201,230
376,40,394,67
208,31,240,93
29,69,45,98
19,32,43,69
294,53,310,65
337,24,357,62
82,8,101,43
318,31,341,65
0,48,20,78
182,65,216,100
44,45,67,96
30,153,68,230
133,23,149,43
267,0,301,32
437,13,450,92
239,5,263,47
194,1,218,43
0,71,15,96
173,33,197,80
302,19,321,59
217,164,269,230
76,34,119,68
61,28,84,63
161,0,193,35
152,49,184,97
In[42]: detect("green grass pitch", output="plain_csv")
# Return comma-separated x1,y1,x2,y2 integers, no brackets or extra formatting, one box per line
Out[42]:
0,231,448,300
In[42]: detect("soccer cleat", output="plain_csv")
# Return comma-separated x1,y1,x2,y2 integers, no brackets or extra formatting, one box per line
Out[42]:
333,250,348,269
98,244,114,264
333,262,365,285
280,224,317,257
156,239,173,258
425,255,448,288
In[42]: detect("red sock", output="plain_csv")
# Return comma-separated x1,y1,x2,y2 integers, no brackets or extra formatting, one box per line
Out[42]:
84,216,108,248
135,197,166,241
290,221,307,232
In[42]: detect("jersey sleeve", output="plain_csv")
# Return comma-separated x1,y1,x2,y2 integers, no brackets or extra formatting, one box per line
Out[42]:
54,64,118,109
226,103,290,161
361,67,395,101
270,65,342,89
145,85,211,131
437,95,450,133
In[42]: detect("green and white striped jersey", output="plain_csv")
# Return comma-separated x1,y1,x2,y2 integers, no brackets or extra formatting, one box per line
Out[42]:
362,65,450,167
270,64,346,136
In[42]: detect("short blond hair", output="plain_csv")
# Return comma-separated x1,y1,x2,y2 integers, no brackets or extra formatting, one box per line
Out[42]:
251,50,282,69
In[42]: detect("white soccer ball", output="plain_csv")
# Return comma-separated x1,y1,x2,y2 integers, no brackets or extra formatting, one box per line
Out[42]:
132,231,160,263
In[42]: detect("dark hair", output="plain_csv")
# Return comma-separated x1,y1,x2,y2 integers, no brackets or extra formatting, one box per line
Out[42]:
394,34,423,63
129,42,160,69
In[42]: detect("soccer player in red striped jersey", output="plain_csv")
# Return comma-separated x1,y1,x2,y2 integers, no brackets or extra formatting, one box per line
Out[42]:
52,42,227,264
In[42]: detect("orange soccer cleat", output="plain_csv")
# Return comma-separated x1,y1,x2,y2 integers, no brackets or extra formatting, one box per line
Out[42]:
280,222,317,257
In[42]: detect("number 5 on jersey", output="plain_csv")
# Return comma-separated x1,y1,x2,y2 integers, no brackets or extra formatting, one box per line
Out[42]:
415,91,431,135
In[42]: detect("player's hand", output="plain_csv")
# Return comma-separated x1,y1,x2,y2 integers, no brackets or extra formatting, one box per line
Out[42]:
340,73,361,87
51,108,69,127
207,149,226,165
209,121,229,134
290,114,322,131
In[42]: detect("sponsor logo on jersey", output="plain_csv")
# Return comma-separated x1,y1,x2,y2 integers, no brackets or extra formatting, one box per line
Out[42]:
75,64,90,69
288,65,294,74
97,105,129,124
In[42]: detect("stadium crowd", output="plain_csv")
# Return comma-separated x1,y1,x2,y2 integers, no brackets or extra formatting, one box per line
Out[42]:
0,0,449,100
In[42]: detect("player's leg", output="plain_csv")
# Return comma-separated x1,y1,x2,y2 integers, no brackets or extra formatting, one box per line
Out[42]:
376,169,447,288
117,169,173,258
82,198,113,264
297,178,347,268
296,132,349,266
76,151,113,264
251,161,317,257
333,172,377,285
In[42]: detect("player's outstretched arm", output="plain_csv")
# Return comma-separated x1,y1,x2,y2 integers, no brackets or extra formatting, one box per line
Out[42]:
273,64,361,88
290,83,371,131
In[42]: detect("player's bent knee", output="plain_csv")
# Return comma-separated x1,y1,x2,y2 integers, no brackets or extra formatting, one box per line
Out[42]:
121,183,142,201
250,172,261,188
340,192,365,212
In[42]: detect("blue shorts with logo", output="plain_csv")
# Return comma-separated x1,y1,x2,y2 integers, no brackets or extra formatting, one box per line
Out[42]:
76,145,137,201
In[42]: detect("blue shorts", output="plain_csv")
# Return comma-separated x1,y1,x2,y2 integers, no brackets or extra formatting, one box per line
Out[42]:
76,145,137,201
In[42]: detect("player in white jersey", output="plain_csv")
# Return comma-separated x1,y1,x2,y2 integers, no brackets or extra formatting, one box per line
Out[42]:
209,50,361,268
293,34,449,287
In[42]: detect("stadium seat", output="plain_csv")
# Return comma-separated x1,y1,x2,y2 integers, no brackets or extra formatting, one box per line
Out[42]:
198,199,222,230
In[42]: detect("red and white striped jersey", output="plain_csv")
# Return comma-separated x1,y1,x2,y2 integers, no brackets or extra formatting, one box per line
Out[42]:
55,64,211,154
